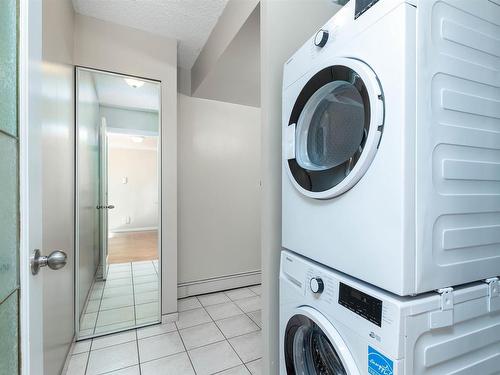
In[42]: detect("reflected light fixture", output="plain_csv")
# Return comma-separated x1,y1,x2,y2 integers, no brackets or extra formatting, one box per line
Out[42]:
130,136,145,143
124,78,145,88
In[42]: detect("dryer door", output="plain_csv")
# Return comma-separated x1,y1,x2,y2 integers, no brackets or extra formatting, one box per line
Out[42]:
284,58,384,199
284,306,360,375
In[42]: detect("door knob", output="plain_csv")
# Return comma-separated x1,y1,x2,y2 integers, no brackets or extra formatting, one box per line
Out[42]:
107,205,115,209
31,249,68,275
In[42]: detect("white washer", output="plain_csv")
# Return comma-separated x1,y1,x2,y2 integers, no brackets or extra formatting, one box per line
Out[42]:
282,0,500,296
280,250,500,375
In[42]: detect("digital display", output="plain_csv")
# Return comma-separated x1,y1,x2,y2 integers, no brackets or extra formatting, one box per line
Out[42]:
355,0,380,19
338,282,382,326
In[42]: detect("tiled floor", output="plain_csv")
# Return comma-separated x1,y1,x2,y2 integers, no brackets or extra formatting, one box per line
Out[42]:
67,285,262,375
79,260,160,337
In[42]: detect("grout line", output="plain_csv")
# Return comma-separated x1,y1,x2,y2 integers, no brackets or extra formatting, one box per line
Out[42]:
135,327,142,375
176,317,198,374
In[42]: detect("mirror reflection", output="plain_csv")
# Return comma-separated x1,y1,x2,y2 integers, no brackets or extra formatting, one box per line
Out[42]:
76,67,161,339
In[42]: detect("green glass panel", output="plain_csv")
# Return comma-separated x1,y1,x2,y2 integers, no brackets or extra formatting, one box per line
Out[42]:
0,134,19,302
0,0,18,137
0,291,19,375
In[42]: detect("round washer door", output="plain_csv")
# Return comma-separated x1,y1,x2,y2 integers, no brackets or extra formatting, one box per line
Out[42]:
284,306,360,375
284,58,384,199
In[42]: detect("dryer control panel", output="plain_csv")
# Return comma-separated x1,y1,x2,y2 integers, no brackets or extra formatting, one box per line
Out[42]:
339,282,382,327
355,0,380,19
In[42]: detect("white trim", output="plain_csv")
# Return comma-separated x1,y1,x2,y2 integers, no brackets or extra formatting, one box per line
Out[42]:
110,227,158,233
19,0,32,373
177,271,262,299
106,126,159,137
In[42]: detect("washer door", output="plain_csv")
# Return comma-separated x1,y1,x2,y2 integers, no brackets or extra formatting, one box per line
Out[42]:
284,58,384,199
284,307,360,375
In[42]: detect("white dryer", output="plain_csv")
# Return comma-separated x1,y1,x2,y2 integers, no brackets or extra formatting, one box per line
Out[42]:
282,0,500,295
280,250,500,375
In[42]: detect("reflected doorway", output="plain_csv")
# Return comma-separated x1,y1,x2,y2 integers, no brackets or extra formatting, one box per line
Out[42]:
75,67,162,339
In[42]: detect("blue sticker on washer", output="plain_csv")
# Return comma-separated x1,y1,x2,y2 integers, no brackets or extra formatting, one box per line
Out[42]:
368,346,394,375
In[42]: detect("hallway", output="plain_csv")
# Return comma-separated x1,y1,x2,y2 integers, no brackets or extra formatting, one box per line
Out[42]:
67,286,262,375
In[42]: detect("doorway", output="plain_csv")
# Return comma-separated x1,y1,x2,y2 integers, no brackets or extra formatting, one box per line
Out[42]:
75,67,162,339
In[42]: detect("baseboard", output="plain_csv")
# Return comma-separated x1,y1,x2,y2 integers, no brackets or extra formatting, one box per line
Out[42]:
110,227,158,233
178,270,262,299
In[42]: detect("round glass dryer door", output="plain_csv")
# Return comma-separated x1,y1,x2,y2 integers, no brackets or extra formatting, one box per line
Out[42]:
284,311,359,375
284,59,384,199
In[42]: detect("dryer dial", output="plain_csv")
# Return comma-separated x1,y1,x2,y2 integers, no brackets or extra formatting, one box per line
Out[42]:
314,29,329,48
310,277,324,294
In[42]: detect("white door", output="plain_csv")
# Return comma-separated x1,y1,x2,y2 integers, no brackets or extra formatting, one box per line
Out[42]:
100,117,109,279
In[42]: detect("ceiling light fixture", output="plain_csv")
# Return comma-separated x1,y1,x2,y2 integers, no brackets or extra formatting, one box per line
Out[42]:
124,78,145,88
130,136,145,143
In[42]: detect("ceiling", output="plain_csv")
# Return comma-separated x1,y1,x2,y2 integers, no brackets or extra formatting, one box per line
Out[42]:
72,0,228,69
91,71,160,111
192,5,260,107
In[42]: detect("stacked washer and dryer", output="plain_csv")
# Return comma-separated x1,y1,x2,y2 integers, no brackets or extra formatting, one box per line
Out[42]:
280,0,500,374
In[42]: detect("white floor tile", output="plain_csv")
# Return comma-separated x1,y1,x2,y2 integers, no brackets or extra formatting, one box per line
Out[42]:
176,308,212,330
105,278,133,289
133,274,158,285
103,365,140,375
73,340,91,355
136,316,160,326
91,330,136,351
99,295,134,311
197,292,231,307
94,321,136,335
188,341,241,375
140,352,195,375
246,311,262,328
178,297,202,312
215,315,259,339
229,331,262,363
81,313,98,331
96,306,135,327
133,282,158,294
85,300,101,314
65,353,88,375
248,285,261,296
86,341,138,375
135,301,159,321
225,288,256,301
218,365,251,375
138,331,185,363
134,291,158,305
205,302,244,321
102,286,134,299
245,358,262,375
179,322,225,350
133,269,157,277
137,322,176,339
234,297,261,313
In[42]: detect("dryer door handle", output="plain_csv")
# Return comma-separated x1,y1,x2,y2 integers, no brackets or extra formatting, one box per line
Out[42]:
285,123,296,160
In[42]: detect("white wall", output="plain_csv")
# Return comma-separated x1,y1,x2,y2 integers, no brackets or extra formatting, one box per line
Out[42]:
74,14,178,315
41,0,75,373
178,94,261,294
260,1,341,373
108,146,159,232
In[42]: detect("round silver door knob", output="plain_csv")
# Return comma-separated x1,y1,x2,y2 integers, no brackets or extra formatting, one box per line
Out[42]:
31,249,68,275
310,277,324,294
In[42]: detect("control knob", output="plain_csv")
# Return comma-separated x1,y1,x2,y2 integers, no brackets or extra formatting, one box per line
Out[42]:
314,29,329,48
310,277,324,294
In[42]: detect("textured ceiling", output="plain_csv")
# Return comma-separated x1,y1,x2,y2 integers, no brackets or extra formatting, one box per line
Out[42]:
72,0,229,68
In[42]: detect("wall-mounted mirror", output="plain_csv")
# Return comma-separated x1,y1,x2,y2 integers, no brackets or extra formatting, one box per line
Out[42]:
75,67,161,339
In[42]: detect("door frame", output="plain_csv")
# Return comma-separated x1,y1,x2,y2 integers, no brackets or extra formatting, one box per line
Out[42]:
74,66,163,339
19,0,44,373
